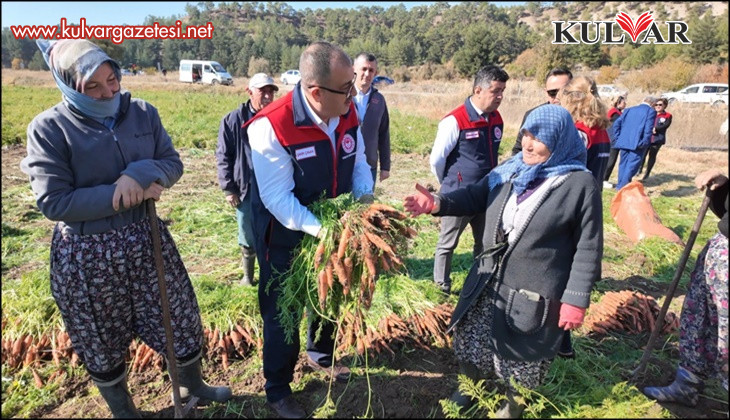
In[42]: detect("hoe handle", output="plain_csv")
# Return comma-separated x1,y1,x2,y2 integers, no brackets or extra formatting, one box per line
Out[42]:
632,188,712,381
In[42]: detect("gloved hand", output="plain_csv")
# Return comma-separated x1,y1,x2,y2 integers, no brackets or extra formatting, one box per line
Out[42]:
403,183,435,217
358,193,375,204
558,302,586,330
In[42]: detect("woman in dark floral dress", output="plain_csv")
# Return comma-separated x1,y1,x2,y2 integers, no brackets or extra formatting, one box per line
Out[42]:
21,39,231,418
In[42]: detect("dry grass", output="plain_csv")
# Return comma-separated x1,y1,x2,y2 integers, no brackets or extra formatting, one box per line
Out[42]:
4,69,728,150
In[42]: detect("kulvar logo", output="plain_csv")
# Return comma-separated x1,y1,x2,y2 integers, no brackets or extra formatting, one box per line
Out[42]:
553,11,691,45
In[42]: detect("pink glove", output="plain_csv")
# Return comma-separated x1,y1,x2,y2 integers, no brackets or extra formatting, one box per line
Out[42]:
558,303,586,330
403,183,435,217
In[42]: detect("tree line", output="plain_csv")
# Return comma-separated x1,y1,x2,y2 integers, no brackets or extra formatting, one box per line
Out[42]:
2,1,727,79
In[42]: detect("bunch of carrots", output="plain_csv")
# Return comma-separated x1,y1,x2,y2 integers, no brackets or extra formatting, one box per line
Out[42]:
275,195,418,346
583,290,679,336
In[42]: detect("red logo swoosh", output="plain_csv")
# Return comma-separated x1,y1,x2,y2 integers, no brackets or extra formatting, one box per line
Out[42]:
616,11,654,42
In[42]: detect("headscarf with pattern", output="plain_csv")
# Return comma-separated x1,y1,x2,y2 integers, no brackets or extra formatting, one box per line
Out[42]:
488,104,588,195
36,39,122,122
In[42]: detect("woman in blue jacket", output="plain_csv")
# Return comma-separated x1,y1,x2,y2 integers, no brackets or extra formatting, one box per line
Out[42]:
21,39,231,417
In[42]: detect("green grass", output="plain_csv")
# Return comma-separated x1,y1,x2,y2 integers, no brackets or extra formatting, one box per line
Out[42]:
1,84,726,418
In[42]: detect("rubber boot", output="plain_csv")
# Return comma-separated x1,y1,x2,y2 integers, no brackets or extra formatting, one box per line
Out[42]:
449,361,483,410
93,372,141,418
494,388,526,419
240,246,256,286
643,366,703,407
175,352,233,403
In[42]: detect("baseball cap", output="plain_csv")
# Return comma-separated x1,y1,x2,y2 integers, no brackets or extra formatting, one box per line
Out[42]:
249,73,278,90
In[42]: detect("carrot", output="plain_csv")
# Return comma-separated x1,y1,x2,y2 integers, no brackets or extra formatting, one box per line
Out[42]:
360,235,378,280
12,335,24,360
52,348,61,367
379,253,391,272
367,203,407,220
343,257,354,283
364,231,396,256
138,345,155,372
330,254,349,290
24,345,37,367
32,368,44,389
224,334,233,357
219,337,229,369
235,324,254,346
230,330,243,352
337,226,352,260
318,269,328,309
324,261,335,289
314,240,327,270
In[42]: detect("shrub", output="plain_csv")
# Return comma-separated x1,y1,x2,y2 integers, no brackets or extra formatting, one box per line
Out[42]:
431,62,457,81
506,48,540,79
619,56,695,92
11,58,23,70
596,66,621,84
413,62,434,81
247,57,270,77
690,63,729,84
390,65,411,83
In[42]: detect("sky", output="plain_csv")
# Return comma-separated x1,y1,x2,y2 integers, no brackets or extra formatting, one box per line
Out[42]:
1,1,521,28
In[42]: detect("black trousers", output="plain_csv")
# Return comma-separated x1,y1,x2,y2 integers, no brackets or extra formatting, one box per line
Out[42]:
603,147,620,182
257,243,336,403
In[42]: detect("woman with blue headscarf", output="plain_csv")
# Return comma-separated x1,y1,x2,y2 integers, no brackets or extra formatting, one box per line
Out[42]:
21,39,231,418
404,105,603,417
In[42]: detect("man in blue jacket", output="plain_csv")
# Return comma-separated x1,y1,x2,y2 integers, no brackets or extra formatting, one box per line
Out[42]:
215,73,278,286
612,95,657,190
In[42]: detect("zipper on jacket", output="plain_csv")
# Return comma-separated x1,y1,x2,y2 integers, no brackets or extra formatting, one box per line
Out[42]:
330,134,339,197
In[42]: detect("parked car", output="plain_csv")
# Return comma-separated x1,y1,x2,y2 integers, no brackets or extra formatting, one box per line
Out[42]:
596,84,627,99
711,91,728,107
179,60,233,85
662,83,729,105
280,69,301,85
373,75,395,86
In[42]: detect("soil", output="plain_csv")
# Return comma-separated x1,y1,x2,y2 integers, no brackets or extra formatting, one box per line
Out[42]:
3,109,728,418
26,343,728,419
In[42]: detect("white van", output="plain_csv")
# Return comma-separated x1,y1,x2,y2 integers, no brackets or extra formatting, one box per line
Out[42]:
179,60,233,85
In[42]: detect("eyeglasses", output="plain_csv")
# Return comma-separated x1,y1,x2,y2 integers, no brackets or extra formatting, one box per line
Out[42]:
654,103,665,107
546,89,560,98
308,74,356,98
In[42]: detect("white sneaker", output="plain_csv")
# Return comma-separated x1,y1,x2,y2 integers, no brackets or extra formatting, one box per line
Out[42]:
602,181,613,189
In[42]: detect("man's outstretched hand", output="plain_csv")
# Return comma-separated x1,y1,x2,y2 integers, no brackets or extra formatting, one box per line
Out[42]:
403,183,435,217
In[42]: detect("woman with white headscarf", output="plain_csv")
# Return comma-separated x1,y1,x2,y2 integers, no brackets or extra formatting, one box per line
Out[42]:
404,105,603,417
21,39,231,418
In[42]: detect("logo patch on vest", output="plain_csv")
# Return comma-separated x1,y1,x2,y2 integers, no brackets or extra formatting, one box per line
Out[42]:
295,146,317,161
465,130,480,140
341,134,356,154
494,127,502,140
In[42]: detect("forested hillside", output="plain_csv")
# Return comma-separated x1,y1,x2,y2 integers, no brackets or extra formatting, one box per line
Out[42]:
2,1,727,82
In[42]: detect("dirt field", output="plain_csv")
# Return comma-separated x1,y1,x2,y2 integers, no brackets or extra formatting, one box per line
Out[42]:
2,69,728,418
3,142,728,419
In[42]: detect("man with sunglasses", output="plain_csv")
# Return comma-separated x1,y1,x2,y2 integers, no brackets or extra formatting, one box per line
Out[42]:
511,68,573,156
245,41,373,419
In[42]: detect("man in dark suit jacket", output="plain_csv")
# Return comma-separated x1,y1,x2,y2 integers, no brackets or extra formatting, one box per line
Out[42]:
612,96,657,190
353,53,391,187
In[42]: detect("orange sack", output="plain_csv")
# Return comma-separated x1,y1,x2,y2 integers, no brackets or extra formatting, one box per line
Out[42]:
610,181,683,245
